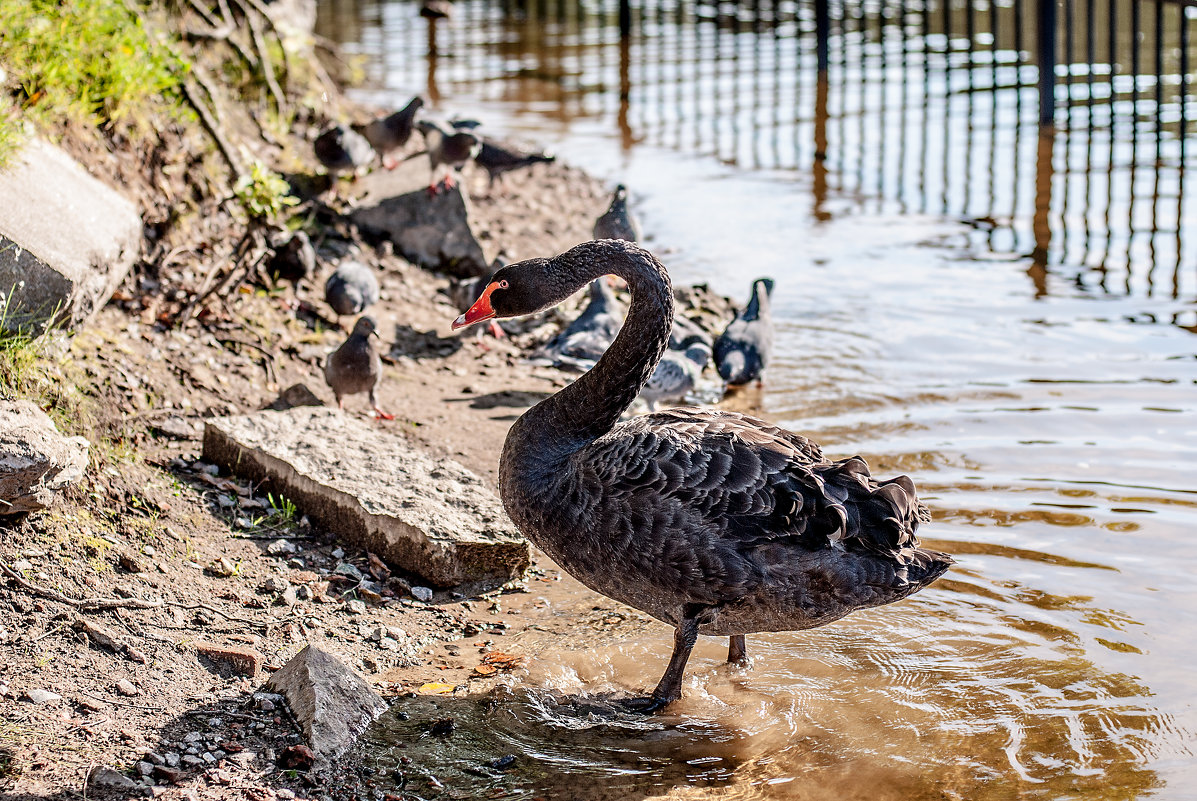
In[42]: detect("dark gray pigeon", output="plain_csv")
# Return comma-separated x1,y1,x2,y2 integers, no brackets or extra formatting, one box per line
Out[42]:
536,278,624,372
314,124,375,175
474,140,555,187
324,260,380,321
641,340,711,412
669,312,713,352
414,119,481,194
267,231,316,285
324,316,393,419
714,277,775,386
361,96,424,170
593,184,641,242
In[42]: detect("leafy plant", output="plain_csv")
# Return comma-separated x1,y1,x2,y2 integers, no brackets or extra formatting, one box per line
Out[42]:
233,161,298,221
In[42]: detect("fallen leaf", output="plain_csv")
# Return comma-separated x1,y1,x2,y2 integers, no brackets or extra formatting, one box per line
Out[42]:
480,651,524,670
472,664,497,677
418,682,457,695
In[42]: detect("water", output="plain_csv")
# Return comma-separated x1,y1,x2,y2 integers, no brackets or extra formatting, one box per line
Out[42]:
318,1,1196,797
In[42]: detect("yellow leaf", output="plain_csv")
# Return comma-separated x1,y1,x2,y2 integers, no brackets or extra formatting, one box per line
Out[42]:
418,682,456,695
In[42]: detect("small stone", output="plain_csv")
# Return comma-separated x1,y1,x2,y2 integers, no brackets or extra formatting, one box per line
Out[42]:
263,576,290,594
115,679,140,697
145,752,165,766
201,752,216,764
267,538,296,555
143,545,156,557
333,562,363,582
183,732,204,743
152,765,184,784
411,586,433,602
280,585,298,606
258,698,276,712
276,789,296,800
164,752,180,767
194,642,262,677
86,767,141,794
209,557,236,577
12,559,33,572
344,599,367,615
136,761,154,776
277,744,315,771
331,547,345,559
181,755,204,768
295,586,313,601
23,688,62,704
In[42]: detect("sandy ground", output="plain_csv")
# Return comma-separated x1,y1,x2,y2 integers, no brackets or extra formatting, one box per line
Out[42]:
0,133,739,799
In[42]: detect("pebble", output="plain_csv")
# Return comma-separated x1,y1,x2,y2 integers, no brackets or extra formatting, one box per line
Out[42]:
411,586,433,602
334,562,364,582
263,576,290,594
209,557,236,577
136,761,154,776
143,545,156,557
12,559,33,572
344,599,367,615
146,752,165,765
332,547,345,558
181,755,204,768
23,689,62,704
183,731,204,743
202,752,217,764
115,679,140,697
267,538,296,555
164,752,180,768
280,586,298,606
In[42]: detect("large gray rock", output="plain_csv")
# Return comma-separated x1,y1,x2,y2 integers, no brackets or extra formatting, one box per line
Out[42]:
0,400,90,515
266,645,388,767
351,157,492,278
202,407,528,587
0,138,141,334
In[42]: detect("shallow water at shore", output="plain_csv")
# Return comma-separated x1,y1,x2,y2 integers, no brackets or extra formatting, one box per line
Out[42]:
320,1,1195,797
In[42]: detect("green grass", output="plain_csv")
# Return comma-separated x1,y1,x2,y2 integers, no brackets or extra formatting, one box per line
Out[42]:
0,0,188,166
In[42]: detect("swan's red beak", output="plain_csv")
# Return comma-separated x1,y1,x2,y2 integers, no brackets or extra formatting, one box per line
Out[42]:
452,282,499,330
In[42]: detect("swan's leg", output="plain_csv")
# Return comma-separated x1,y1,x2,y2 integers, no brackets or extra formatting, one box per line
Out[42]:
727,634,749,666
625,613,701,713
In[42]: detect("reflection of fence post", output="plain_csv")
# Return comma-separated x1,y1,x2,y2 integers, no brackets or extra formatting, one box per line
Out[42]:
619,0,631,38
1037,0,1056,127
815,0,830,73
1029,128,1055,297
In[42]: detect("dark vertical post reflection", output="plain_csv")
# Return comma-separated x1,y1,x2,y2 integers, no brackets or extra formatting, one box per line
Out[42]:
1038,0,1057,126
897,0,909,214
919,0,931,215
426,21,441,104
1178,1,1188,300
1060,0,1073,269
1030,129,1055,297
618,25,633,152
987,0,999,250
941,0,951,215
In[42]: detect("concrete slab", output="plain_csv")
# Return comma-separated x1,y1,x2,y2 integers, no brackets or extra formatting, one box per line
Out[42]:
0,138,141,334
202,407,528,588
350,156,492,278
1,400,90,515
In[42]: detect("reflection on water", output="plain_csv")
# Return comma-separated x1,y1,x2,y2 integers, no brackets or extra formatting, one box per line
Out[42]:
318,1,1196,798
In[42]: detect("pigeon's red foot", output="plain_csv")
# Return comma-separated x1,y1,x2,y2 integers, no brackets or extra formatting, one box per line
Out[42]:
384,156,398,170
373,408,396,421
487,320,505,339
442,174,457,190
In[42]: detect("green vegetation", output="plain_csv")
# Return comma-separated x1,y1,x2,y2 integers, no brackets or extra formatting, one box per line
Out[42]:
234,160,299,221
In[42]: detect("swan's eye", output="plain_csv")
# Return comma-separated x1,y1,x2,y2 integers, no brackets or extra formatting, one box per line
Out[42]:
498,280,509,289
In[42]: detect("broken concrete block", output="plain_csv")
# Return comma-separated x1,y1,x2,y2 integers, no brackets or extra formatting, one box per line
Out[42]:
351,156,492,278
266,645,387,766
0,138,141,334
201,407,528,588
0,400,89,515
195,641,263,677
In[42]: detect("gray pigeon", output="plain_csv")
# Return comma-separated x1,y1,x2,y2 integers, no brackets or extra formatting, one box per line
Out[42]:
361,96,424,170
714,277,775,386
314,124,376,175
324,260,380,321
641,340,711,412
267,231,316,285
474,140,555,187
324,316,392,419
593,184,641,242
414,119,482,194
536,278,623,372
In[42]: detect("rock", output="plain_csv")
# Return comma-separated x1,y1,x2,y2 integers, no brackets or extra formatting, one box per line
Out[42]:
209,556,236,577
115,679,140,697
280,585,298,606
344,599,367,616
267,538,296,555
333,562,364,582
0,400,90,515
350,157,492,278
410,586,433,602
23,688,62,704
0,138,140,335
163,752,180,768
268,383,324,412
135,761,154,776
194,641,263,677
150,416,200,440
277,743,316,771
265,645,388,767
202,408,529,588
86,766,145,797
263,576,291,594
152,765,184,785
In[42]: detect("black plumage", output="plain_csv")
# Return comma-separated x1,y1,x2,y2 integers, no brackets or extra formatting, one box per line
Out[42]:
474,140,555,186
452,241,951,711
534,277,623,372
593,184,641,243
714,277,774,386
267,231,316,285
314,124,375,175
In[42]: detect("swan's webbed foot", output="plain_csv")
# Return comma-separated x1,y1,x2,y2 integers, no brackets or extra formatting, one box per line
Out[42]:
727,634,751,667
620,695,675,714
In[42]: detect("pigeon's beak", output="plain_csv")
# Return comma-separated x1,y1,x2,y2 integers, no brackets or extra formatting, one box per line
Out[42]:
369,329,380,340
452,282,499,330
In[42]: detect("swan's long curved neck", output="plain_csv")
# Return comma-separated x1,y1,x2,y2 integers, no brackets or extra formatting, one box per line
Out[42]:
523,242,673,454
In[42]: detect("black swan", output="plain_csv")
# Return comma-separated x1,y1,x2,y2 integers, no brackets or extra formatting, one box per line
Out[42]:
361,95,425,170
593,184,641,243
715,277,775,386
453,240,951,711
325,260,379,321
534,277,624,372
324,316,393,420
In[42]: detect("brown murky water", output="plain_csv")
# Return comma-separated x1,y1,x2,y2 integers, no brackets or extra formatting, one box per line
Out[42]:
320,1,1195,797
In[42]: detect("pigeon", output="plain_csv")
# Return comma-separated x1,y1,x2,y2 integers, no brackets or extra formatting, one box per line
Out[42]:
361,96,425,170
536,277,623,372
593,184,641,242
267,231,316,285
714,277,775,386
449,118,483,131
669,312,713,352
314,124,376,176
640,340,711,412
419,0,453,19
474,140,555,187
324,316,393,419
324,260,380,321
414,119,482,194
